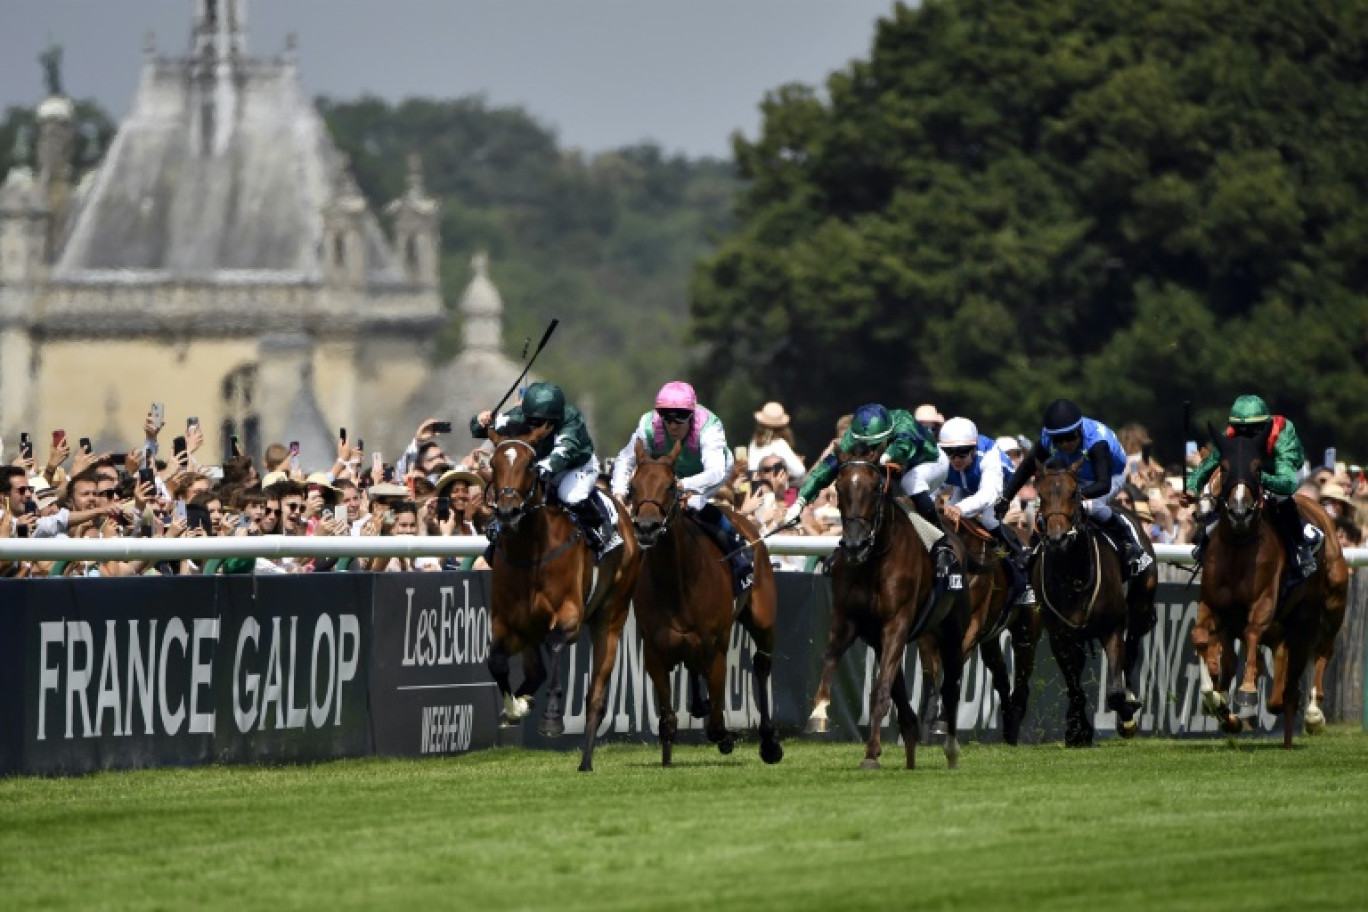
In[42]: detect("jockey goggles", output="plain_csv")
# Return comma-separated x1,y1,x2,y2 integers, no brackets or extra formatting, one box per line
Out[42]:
1049,429,1082,444
657,408,692,424
944,445,976,458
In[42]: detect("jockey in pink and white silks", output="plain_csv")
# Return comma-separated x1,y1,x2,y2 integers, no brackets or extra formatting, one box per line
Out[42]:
612,381,753,594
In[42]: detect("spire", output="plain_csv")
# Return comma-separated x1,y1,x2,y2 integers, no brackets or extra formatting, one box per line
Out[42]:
192,0,247,59
460,252,505,354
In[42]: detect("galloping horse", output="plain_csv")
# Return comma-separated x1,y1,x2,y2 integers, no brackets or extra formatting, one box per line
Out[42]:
917,516,1043,745
805,452,970,770
484,424,641,771
1034,465,1156,746
1190,432,1348,746
626,438,784,766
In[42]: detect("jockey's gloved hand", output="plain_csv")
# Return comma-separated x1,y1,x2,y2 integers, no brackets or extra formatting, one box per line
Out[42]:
784,499,806,526
878,452,892,465
534,461,554,482
993,496,1011,520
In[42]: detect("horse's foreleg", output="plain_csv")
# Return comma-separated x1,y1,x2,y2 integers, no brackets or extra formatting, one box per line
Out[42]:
577,605,629,773
807,613,856,734
1306,603,1341,734
703,649,735,756
538,628,568,737
1050,629,1093,747
889,667,918,770
487,623,531,726
917,636,942,743
1237,594,1277,718
1005,609,1041,745
863,621,911,770
1102,628,1138,739
643,646,676,767
979,635,1012,741
937,618,965,770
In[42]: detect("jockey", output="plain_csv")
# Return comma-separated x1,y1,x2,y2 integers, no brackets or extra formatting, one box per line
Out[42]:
938,417,1035,606
471,380,622,563
611,381,753,594
995,398,1154,577
786,403,963,587
1185,394,1316,579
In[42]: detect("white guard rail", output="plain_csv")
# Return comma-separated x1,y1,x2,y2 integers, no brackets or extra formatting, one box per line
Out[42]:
1,535,1367,566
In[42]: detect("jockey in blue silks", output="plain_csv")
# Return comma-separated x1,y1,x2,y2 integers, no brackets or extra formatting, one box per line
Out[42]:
995,398,1154,577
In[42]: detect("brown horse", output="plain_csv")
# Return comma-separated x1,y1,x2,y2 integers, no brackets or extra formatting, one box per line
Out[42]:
484,426,641,771
625,438,784,766
918,516,1043,745
805,453,970,770
1034,465,1157,746
1190,431,1348,746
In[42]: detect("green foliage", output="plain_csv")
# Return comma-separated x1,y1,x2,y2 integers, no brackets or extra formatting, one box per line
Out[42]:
693,0,1368,462
319,97,736,447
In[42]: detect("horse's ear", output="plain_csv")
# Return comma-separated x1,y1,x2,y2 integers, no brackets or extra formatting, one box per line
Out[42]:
634,437,647,464
666,437,683,464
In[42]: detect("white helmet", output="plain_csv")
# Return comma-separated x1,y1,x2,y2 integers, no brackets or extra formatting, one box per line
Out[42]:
938,417,978,448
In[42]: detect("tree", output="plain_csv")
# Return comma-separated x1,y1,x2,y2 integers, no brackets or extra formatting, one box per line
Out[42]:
691,0,1368,463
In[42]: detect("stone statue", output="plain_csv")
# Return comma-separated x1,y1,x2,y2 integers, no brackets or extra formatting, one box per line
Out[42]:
39,40,64,97
12,125,33,165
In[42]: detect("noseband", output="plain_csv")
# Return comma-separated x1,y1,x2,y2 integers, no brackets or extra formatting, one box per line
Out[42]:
630,470,682,543
836,460,889,559
491,439,544,522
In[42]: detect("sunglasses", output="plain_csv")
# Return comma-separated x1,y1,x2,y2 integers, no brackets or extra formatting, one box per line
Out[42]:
96,490,119,499
1050,431,1082,444
944,446,976,458
757,464,784,474
265,507,282,516
12,486,33,495
283,503,305,513
657,409,692,425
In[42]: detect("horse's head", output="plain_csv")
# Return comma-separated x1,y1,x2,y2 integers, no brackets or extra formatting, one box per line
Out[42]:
1037,461,1084,553
834,448,891,565
486,422,553,531
627,437,683,548
1209,422,1267,536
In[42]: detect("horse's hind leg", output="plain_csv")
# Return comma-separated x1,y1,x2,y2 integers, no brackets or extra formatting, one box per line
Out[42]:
1307,595,1344,734
742,616,783,764
979,635,1013,743
703,649,735,755
937,618,965,770
807,613,856,734
889,667,919,770
1050,629,1093,747
917,637,942,744
1005,609,1041,745
643,646,677,767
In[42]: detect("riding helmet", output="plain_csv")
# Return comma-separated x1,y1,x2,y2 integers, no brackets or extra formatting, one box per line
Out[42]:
654,381,697,411
1042,398,1084,437
1228,394,1271,426
938,417,978,448
850,404,894,443
521,382,566,423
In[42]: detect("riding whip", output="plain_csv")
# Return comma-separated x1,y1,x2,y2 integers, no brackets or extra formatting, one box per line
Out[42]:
1182,399,1191,493
490,318,559,417
719,517,801,562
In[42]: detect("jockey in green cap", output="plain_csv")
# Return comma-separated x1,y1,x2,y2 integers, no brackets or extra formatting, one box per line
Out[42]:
1185,394,1317,578
786,403,963,590
472,381,622,562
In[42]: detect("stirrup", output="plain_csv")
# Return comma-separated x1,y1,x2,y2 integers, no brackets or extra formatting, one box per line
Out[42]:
1014,585,1037,606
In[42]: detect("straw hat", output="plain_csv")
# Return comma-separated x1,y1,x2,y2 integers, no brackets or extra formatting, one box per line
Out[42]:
914,404,946,425
435,468,483,496
1319,482,1354,512
368,482,410,499
260,470,289,489
752,401,791,428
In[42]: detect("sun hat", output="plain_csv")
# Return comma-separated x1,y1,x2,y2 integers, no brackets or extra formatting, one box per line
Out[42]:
435,468,483,496
752,401,791,428
260,470,289,489
1319,482,1354,512
914,404,945,425
368,482,410,498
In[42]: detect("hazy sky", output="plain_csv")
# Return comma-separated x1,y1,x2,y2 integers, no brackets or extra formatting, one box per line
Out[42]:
0,0,898,158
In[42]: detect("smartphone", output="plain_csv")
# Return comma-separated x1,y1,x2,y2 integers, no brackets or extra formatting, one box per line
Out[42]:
1185,440,1198,459
372,451,383,477
356,438,365,452
187,416,199,430
173,501,188,523
289,441,300,472
436,496,451,521
185,504,213,535
1324,447,1336,470
339,427,348,444
24,499,37,515
52,429,67,448
150,402,165,429
333,505,348,525
20,432,32,460
431,421,452,434
79,437,92,455
173,436,187,458
138,466,156,486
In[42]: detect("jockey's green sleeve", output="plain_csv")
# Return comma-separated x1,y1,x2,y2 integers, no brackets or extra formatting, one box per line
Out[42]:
797,409,937,502
1185,419,1304,497
543,406,594,474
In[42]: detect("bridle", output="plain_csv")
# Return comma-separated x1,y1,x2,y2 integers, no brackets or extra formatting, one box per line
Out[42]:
836,459,891,564
1037,471,1085,549
628,464,682,548
489,439,546,529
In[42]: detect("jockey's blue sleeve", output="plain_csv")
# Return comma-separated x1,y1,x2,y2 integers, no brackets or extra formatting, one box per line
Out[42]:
1079,441,1113,500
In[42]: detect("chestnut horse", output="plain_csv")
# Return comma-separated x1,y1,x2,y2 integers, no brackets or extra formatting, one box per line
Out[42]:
1190,431,1348,746
917,516,1043,745
484,426,641,771
626,438,784,766
1034,465,1157,746
805,454,970,771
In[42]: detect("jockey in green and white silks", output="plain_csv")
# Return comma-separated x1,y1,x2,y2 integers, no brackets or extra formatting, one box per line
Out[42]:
938,417,1035,605
471,380,622,562
1185,394,1318,579
611,381,753,594
787,403,962,586
997,398,1153,577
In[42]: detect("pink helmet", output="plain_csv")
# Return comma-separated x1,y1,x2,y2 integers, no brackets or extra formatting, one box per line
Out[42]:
655,381,697,411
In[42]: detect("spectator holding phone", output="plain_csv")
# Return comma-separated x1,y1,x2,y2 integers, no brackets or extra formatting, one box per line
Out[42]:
748,401,807,484
395,418,454,483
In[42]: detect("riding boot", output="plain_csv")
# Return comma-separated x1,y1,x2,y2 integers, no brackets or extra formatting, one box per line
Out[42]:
911,492,964,592
569,493,621,563
1273,496,1317,579
991,524,1036,606
1189,522,1208,565
1099,511,1153,578
696,504,754,596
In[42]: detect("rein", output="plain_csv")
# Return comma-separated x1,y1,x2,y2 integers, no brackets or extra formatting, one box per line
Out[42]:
1038,530,1102,630
836,460,892,555
490,437,583,568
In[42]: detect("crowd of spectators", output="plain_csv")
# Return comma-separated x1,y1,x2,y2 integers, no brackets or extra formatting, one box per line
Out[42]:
0,412,493,578
6,398,1365,579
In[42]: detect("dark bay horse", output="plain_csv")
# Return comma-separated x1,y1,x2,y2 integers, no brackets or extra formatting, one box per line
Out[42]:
1034,466,1156,746
485,426,641,771
626,438,784,766
1190,432,1348,746
917,516,1043,745
805,453,970,770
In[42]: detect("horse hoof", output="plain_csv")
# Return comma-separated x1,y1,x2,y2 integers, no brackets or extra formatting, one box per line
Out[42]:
1118,719,1138,739
930,721,949,737
1306,717,1326,735
1235,689,1259,718
760,739,784,765
717,734,735,755
859,758,880,771
944,737,961,770
578,761,593,773
538,717,565,738
805,716,829,735
1220,714,1243,735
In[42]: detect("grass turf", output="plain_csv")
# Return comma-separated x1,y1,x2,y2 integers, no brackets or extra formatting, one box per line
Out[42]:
3,727,1367,911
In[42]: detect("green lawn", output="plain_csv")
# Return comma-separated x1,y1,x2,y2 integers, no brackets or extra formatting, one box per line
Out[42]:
3,728,1367,911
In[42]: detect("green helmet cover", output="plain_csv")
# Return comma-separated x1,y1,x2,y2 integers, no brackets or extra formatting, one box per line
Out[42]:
522,382,566,422
1228,394,1271,425
851,404,894,443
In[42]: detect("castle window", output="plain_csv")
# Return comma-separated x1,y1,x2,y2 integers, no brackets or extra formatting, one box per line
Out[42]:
334,233,346,267
405,235,419,272
222,364,261,460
